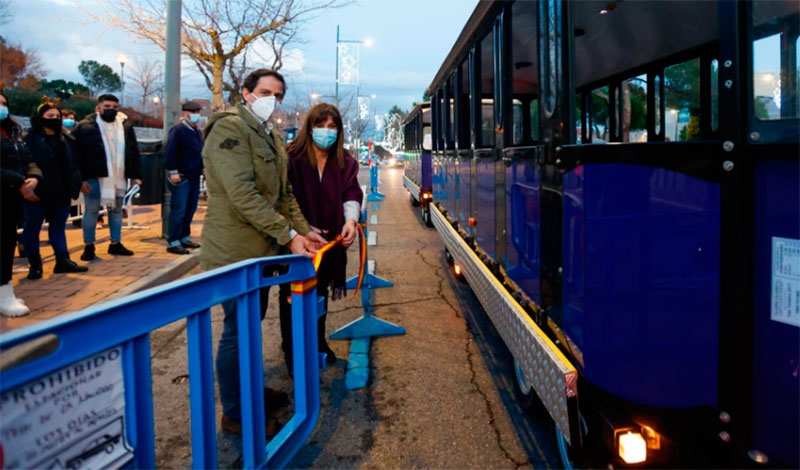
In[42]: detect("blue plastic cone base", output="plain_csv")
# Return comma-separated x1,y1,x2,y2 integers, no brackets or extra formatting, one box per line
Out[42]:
329,315,406,340
346,273,393,289
366,191,386,201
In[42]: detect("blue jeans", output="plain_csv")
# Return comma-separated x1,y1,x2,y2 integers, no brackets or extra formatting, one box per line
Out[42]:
167,176,200,245
82,178,123,244
217,287,271,422
22,202,70,257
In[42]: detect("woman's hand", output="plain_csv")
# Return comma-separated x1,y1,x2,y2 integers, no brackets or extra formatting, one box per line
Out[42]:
19,178,39,202
80,181,91,194
341,219,357,247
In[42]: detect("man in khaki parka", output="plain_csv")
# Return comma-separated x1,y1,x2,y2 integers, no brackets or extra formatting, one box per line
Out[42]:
201,68,326,437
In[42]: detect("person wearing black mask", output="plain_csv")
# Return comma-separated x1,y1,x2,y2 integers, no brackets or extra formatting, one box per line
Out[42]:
0,88,41,316
21,97,87,279
72,94,142,261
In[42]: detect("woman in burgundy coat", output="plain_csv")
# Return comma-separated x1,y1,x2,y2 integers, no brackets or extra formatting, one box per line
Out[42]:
280,103,363,373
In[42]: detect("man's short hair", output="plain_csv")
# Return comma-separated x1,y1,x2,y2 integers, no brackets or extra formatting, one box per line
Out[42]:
60,108,76,117
97,94,120,103
242,69,286,95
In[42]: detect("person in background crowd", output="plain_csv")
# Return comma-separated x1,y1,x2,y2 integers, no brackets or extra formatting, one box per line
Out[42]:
72,94,142,261
164,100,204,255
61,108,77,134
61,108,87,226
22,98,88,280
281,102,363,373
0,89,42,317
201,68,326,437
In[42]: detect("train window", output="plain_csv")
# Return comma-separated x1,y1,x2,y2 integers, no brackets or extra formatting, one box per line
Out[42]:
621,75,647,142
654,74,662,136
753,37,798,119
511,99,523,145
480,30,495,147
665,58,701,141
457,59,470,150
510,0,538,146
542,0,558,117
751,0,800,121
589,86,609,142
710,59,719,131
446,75,455,149
613,85,622,140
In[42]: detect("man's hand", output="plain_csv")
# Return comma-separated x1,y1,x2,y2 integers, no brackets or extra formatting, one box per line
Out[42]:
19,178,39,202
288,233,323,259
132,179,143,186
80,181,91,194
341,219,357,248
168,174,182,184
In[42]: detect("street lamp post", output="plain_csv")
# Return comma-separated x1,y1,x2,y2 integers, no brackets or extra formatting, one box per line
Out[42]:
116,54,129,107
335,25,372,107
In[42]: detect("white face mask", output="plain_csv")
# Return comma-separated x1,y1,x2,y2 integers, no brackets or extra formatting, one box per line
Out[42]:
247,94,276,122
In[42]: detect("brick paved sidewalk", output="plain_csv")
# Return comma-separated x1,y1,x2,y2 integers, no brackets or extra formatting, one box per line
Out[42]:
1,203,205,333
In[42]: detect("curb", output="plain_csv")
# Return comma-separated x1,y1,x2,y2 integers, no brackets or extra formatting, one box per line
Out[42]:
109,249,201,300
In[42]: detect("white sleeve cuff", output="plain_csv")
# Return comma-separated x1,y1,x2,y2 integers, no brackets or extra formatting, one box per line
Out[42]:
289,229,298,240
343,201,361,223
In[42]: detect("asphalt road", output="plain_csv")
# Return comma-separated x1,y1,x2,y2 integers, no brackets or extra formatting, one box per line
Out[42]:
148,164,560,469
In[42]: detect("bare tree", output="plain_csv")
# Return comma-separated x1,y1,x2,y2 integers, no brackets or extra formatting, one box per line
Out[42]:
81,0,350,111
129,58,164,112
0,0,11,26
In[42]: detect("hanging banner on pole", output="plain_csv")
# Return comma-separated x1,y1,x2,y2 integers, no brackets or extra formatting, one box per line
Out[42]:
338,43,360,86
358,96,370,119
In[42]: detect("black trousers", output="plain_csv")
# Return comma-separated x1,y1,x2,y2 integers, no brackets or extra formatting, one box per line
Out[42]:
1,214,20,286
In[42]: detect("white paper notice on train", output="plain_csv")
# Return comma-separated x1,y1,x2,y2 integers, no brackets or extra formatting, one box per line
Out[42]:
0,346,134,469
771,237,800,328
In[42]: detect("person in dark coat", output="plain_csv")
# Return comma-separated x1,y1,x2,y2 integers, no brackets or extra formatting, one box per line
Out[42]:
0,89,42,317
164,100,204,255
21,97,88,279
280,102,363,372
71,93,142,261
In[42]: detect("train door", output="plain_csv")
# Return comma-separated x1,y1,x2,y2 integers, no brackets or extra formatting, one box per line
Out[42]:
741,1,799,466
537,0,569,321
503,0,543,306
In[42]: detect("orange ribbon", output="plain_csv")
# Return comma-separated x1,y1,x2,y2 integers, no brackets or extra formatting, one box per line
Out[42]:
352,223,368,298
306,225,368,300
312,235,343,271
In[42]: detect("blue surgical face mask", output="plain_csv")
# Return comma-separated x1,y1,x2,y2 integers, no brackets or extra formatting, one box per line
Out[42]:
312,127,337,150
63,118,76,128
0,105,8,121
188,113,201,124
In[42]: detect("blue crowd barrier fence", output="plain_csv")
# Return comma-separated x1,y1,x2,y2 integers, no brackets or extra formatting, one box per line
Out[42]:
0,255,322,470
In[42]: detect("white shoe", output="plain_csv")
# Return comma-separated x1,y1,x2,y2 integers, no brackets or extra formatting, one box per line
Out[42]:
0,284,30,317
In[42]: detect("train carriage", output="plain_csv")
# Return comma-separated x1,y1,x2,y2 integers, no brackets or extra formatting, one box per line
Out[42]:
405,1,799,467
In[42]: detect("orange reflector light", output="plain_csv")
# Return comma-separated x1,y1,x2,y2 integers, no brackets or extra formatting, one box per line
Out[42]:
454,264,462,276
468,217,477,226
422,192,431,200
618,431,647,464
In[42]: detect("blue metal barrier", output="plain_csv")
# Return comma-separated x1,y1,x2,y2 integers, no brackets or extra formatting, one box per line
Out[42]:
0,255,321,470
366,162,385,202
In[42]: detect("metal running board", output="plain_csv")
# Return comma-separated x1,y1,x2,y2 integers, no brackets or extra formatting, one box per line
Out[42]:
430,203,579,445
403,175,420,199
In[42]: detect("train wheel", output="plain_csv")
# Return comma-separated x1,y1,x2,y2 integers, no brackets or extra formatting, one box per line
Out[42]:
422,206,433,227
513,358,535,409
556,425,576,469
555,415,588,470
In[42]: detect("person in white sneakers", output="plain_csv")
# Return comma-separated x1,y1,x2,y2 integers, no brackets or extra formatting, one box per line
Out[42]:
0,89,42,317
